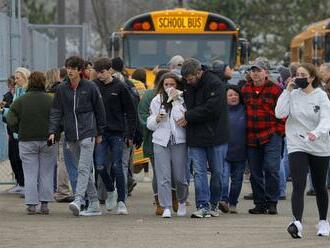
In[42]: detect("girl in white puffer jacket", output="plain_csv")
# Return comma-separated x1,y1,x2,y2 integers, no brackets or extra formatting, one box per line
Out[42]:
147,73,188,218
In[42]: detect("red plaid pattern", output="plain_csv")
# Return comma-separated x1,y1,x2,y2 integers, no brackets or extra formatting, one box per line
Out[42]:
241,80,285,146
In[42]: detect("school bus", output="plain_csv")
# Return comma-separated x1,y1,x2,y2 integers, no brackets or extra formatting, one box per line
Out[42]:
110,8,248,86
109,8,247,167
291,18,330,65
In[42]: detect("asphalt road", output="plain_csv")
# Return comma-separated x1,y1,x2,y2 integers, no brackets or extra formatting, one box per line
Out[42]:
0,180,329,248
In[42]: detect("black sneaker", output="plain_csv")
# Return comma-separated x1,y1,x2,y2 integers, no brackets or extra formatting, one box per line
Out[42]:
244,193,254,200
248,205,267,214
267,204,278,215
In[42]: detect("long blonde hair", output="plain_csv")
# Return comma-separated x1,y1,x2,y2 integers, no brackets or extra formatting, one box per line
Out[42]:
45,68,60,91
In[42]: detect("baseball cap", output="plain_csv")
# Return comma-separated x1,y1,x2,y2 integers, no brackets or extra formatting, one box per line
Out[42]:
250,57,270,70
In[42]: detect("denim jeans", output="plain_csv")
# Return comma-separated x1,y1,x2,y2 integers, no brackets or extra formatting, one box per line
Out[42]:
221,160,246,206
279,138,289,197
63,138,78,194
189,144,227,209
122,143,133,200
247,134,282,206
94,133,125,202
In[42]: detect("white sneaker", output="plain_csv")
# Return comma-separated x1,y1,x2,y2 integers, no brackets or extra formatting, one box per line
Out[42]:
317,220,330,236
106,190,117,211
8,185,24,194
69,200,81,217
80,201,102,217
177,203,186,217
287,220,303,239
162,208,171,218
116,201,128,215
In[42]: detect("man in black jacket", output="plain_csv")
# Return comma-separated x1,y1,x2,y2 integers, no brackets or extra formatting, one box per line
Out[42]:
49,56,106,217
93,58,136,215
178,58,229,218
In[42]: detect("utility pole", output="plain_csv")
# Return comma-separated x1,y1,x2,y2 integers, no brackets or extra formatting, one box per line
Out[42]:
79,0,85,58
57,0,65,67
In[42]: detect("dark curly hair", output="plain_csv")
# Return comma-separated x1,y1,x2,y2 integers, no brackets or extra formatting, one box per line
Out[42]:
65,56,85,71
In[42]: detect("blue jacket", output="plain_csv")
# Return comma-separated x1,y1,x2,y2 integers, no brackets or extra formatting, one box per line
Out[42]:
226,104,246,162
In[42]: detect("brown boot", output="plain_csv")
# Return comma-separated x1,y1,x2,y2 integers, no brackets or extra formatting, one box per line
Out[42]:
39,202,49,215
154,195,164,216
172,190,178,213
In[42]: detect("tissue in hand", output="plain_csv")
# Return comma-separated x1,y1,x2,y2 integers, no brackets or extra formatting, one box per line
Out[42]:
166,87,182,103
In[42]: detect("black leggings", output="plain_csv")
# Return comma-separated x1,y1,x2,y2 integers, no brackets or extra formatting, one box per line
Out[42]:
8,136,24,186
289,152,329,221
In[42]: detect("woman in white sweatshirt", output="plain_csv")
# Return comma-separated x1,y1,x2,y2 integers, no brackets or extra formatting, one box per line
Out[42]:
147,73,188,218
275,63,330,239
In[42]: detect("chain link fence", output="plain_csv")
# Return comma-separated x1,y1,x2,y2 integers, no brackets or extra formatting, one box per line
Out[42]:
0,4,88,184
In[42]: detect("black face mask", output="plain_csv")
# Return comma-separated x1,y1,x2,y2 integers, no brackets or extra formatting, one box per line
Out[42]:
295,78,309,89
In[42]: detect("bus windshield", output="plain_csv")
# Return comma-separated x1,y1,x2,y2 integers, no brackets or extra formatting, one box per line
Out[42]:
123,34,234,68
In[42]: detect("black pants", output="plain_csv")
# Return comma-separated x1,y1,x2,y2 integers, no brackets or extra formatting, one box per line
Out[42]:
289,152,329,221
8,136,24,186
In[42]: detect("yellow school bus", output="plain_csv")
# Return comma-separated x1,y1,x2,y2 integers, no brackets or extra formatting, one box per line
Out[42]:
110,8,247,166
291,18,330,65
110,8,248,86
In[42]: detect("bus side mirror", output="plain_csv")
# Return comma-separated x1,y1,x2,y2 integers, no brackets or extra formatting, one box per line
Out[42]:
109,33,120,56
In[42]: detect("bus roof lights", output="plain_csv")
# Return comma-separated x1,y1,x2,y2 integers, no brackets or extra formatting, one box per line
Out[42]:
218,23,228,31
142,21,151,31
209,21,218,31
133,22,143,31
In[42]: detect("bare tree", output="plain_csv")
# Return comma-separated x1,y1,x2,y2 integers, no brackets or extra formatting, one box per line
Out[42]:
90,0,176,56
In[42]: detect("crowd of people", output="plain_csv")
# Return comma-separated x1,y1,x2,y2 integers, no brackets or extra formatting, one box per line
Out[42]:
1,54,330,239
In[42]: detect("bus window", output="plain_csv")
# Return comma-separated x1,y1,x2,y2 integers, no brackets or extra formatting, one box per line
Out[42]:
123,34,233,68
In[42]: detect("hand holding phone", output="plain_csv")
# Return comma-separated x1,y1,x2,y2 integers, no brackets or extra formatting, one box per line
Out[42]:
47,134,55,146
286,77,296,92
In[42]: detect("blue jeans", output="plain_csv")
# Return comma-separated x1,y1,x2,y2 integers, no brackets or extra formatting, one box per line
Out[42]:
279,138,289,197
189,144,227,209
63,138,78,194
247,134,282,206
94,133,125,202
221,160,246,206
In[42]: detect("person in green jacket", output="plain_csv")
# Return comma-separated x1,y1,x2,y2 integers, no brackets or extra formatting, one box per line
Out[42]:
6,71,57,215
138,69,169,215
